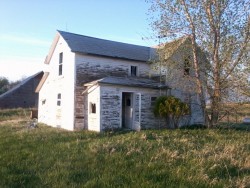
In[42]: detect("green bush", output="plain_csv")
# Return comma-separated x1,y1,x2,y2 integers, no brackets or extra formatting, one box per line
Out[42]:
154,96,190,128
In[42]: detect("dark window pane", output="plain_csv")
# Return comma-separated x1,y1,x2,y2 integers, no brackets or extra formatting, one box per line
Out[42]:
184,58,190,76
59,52,63,64
59,64,62,76
126,98,131,106
91,103,96,114
131,66,137,76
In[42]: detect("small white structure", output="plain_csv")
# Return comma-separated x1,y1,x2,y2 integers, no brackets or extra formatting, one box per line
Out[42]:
36,31,205,131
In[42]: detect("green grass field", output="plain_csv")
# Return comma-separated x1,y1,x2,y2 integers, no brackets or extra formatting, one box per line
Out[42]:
0,109,249,187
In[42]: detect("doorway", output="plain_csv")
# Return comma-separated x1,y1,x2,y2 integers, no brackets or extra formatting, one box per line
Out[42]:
122,92,133,129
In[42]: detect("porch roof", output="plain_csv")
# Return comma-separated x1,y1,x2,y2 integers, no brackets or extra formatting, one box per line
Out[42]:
84,76,169,89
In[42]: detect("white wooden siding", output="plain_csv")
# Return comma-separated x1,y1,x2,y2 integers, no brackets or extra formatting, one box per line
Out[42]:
38,36,75,130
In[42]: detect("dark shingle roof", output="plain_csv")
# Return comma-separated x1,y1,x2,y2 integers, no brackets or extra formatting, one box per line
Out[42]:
84,76,169,89
0,71,44,99
58,30,153,62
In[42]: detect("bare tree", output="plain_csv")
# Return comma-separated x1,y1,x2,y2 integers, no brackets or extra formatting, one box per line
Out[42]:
148,0,250,127
0,77,9,95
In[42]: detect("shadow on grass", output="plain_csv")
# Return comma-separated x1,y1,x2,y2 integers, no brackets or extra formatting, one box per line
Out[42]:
180,123,250,132
180,124,207,130
217,123,250,132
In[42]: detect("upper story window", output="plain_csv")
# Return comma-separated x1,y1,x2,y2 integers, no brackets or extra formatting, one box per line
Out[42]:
130,66,138,77
59,52,63,76
184,57,190,76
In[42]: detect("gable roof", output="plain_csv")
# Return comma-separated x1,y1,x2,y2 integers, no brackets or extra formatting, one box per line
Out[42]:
0,71,44,99
84,76,169,89
58,30,154,62
158,36,191,62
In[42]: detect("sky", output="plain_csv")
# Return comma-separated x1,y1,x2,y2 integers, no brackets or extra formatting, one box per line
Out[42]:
0,0,157,81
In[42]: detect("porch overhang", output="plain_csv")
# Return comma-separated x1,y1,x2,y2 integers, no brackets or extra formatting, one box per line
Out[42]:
82,76,170,94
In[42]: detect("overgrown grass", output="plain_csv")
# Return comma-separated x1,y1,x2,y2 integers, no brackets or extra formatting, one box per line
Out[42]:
0,108,30,121
0,116,249,187
213,103,250,124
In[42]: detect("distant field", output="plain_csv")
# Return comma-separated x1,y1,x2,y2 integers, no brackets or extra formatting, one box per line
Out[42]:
0,109,249,187
0,108,30,121
206,103,250,124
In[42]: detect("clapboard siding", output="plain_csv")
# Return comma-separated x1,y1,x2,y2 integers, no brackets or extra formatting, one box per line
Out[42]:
74,53,152,130
98,85,166,131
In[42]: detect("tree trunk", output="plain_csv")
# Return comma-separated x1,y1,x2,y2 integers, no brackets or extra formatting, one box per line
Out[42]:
181,0,208,127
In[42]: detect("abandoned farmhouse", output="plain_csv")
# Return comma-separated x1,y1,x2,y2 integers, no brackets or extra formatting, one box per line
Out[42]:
36,31,205,131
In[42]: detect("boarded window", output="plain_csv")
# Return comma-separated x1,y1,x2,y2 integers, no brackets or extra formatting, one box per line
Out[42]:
59,52,63,76
90,103,96,114
131,66,138,76
57,93,61,106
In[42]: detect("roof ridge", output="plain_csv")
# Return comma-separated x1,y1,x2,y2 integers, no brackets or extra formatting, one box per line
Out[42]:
57,30,150,48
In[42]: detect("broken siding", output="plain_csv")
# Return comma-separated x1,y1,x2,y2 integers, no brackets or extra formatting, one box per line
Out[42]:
74,53,151,130
99,85,166,131
100,86,121,130
75,53,151,86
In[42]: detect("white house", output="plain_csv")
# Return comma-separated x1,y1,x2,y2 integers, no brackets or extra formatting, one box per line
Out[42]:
36,31,204,131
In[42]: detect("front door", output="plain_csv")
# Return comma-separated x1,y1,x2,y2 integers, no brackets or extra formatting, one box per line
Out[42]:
122,92,133,129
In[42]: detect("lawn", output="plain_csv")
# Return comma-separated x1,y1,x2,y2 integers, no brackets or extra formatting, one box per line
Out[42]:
0,109,249,187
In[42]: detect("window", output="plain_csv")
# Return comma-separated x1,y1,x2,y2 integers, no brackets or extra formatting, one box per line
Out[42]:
130,66,138,76
184,57,190,76
90,103,96,114
57,93,61,106
42,99,46,105
59,52,63,76
151,97,157,106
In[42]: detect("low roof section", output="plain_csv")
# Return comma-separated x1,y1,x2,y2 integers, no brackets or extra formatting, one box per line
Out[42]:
83,76,169,92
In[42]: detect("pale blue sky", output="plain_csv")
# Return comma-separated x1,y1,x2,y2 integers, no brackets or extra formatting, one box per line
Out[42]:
0,0,157,81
